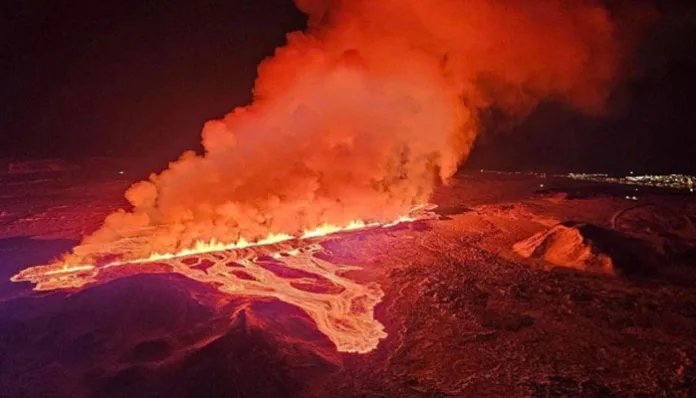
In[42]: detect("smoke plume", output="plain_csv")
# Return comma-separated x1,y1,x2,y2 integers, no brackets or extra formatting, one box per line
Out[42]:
70,0,633,263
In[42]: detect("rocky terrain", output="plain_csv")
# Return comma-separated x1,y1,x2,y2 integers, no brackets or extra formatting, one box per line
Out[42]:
1,170,695,397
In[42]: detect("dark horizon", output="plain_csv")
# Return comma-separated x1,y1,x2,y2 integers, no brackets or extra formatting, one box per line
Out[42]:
2,0,695,174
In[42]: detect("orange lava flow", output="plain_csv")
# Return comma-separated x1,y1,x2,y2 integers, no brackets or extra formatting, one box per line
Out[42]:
11,206,434,353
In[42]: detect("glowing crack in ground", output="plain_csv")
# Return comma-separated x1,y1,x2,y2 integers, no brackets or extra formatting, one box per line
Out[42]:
12,206,437,353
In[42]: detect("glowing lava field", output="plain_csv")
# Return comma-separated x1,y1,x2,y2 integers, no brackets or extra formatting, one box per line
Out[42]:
2,170,696,397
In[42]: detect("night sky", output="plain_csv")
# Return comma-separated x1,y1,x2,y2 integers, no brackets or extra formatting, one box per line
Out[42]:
2,0,695,173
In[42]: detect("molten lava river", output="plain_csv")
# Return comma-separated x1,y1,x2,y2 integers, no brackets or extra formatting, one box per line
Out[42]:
11,206,436,354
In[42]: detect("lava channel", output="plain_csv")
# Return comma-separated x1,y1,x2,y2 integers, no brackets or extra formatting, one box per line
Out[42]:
11,205,437,353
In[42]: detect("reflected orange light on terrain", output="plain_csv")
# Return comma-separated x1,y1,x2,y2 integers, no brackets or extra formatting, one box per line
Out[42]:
10,0,642,353
12,208,430,353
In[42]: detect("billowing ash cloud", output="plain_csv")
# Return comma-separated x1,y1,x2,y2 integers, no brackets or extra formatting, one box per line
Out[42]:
70,0,638,263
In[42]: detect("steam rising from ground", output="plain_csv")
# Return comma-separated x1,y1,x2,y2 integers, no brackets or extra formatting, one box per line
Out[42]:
70,0,632,263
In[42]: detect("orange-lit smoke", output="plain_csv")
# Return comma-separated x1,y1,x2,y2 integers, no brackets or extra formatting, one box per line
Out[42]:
66,0,629,265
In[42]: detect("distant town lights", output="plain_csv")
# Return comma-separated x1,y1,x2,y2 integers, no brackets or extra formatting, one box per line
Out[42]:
568,173,695,191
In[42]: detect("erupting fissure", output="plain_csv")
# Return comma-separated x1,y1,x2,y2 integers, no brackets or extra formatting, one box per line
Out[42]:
15,211,421,281
12,209,431,353
12,0,642,353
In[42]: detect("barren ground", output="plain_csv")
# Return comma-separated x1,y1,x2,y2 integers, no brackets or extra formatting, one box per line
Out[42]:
1,170,695,397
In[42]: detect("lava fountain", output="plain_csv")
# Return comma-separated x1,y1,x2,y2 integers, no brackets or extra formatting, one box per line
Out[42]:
11,0,640,353
12,205,436,353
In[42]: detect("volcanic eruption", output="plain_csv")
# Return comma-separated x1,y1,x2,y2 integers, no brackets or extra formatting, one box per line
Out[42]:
13,0,636,353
